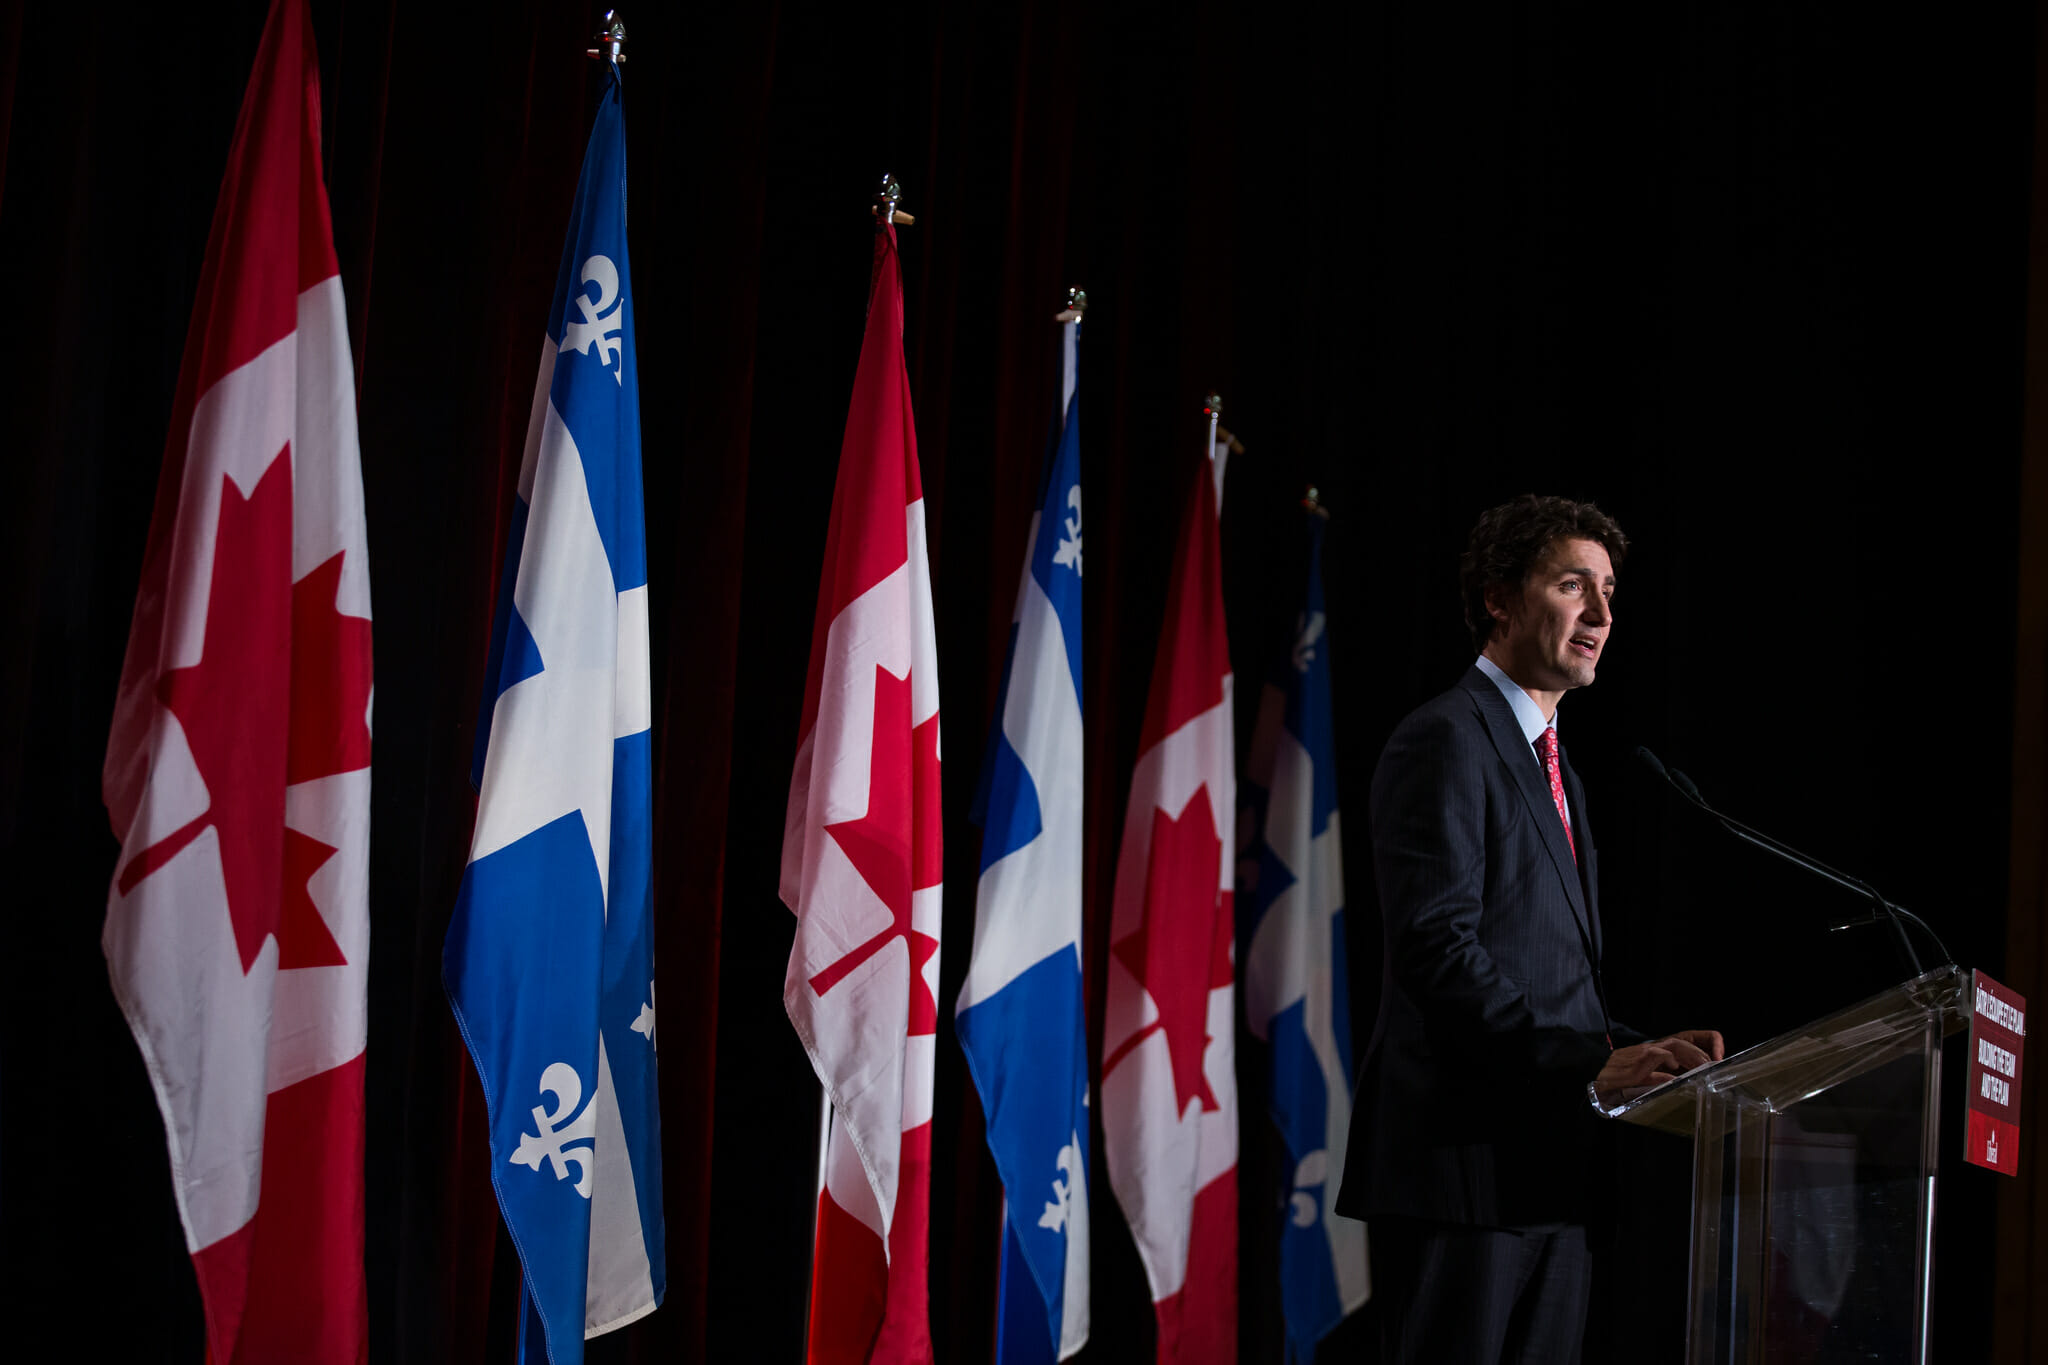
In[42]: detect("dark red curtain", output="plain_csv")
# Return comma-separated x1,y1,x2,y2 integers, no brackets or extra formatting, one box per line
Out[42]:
1998,3,2048,1360
3,2,2042,1362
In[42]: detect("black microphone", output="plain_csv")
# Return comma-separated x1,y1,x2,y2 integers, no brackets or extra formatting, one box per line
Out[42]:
1634,747,1947,978
1633,748,1708,814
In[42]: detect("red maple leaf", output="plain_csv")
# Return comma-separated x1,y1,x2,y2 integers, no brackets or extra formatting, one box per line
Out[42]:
1108,784,1234,1116
278,827,346,969
288,550,373,785
117,449,370,974
808,665,943,1034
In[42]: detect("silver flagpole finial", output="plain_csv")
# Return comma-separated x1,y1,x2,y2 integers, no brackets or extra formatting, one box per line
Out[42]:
873,175,917,227
586,11,627,65
1303,484,1330,519
1056,287,1089,323
1203,395,1246,456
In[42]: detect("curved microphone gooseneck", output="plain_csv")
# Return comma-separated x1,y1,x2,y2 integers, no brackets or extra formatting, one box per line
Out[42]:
1633,746,1951,979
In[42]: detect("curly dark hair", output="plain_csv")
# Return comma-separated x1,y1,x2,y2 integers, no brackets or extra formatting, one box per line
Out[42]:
1459,495,1629,652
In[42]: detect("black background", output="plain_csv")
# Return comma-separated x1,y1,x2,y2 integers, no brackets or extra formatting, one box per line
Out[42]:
0,2,2035,1361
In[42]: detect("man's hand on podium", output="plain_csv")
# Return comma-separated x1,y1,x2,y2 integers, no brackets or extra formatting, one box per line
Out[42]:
1595,1030,1725,1108
1661,1029,1726,1065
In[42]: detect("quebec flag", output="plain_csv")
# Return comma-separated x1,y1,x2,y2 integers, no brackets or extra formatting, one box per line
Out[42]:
955,314,1090,1362
444,64,664,1364
1239,509,1367,1363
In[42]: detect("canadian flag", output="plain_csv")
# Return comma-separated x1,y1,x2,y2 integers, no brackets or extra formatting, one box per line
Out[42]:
99,3,372,1362
779,217,941,1363
1102,425,1237,1363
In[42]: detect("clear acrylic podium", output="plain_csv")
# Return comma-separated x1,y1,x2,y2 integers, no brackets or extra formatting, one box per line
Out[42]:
1609,964,1972,1364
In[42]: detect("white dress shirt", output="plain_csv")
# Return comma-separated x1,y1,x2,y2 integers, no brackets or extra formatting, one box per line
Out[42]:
1474,652,1557,751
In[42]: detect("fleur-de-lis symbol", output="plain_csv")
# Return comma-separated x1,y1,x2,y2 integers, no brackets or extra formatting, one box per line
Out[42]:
1038,1138,1080,1233
560,254,626,385
509,1061,599,1198
630,979,656,1049
1052,484,1083,576
1289,1149,1330,1228
1291,610,1326,674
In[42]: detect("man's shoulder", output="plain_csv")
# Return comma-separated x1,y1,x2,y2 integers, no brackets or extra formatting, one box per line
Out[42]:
1372,672,1499,787
1388,669,1490,742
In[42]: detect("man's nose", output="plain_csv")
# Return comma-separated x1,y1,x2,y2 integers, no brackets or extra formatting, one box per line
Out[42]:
1583,593,1611,626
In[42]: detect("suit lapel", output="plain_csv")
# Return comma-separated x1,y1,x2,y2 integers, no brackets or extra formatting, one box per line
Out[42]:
1459,666,1593,935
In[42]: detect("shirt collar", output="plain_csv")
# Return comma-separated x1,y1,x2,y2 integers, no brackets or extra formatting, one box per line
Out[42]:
1474,652,1557,747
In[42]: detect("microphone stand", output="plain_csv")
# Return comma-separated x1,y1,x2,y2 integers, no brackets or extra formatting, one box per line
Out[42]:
1634,748,1950,980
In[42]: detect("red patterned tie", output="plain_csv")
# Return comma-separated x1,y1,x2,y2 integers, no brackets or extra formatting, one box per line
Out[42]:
1539,726,1576,863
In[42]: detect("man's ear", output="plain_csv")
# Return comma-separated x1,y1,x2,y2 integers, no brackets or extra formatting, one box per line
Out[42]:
1484,581,1517,629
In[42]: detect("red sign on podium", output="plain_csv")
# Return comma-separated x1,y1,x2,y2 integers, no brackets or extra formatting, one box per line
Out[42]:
1966,970,2026,1175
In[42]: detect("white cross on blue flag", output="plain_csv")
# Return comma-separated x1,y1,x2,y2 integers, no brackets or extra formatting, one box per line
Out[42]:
1240,510,1368,1362
444,63,664,1364
955,316,1090,1362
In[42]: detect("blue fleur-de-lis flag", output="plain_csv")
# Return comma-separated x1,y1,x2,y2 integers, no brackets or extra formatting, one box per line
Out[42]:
444,63,664,1365
956,314,1090,1362
1239,510,1368,1363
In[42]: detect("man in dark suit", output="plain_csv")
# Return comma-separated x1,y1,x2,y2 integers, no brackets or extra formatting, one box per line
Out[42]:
1334,495,1721,1363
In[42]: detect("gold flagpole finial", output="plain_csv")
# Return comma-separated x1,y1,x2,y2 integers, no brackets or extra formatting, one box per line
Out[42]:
1056,287,1088,323
1302,484,1331,519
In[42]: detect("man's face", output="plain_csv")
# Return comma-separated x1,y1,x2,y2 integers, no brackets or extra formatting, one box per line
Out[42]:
1488,536,1616,696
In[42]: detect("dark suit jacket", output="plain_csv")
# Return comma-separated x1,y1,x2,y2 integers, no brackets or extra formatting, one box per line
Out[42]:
1334,665,1642,1228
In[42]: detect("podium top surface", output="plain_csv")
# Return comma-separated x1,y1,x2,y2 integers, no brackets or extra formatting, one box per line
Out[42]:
1609,964,1972,1135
